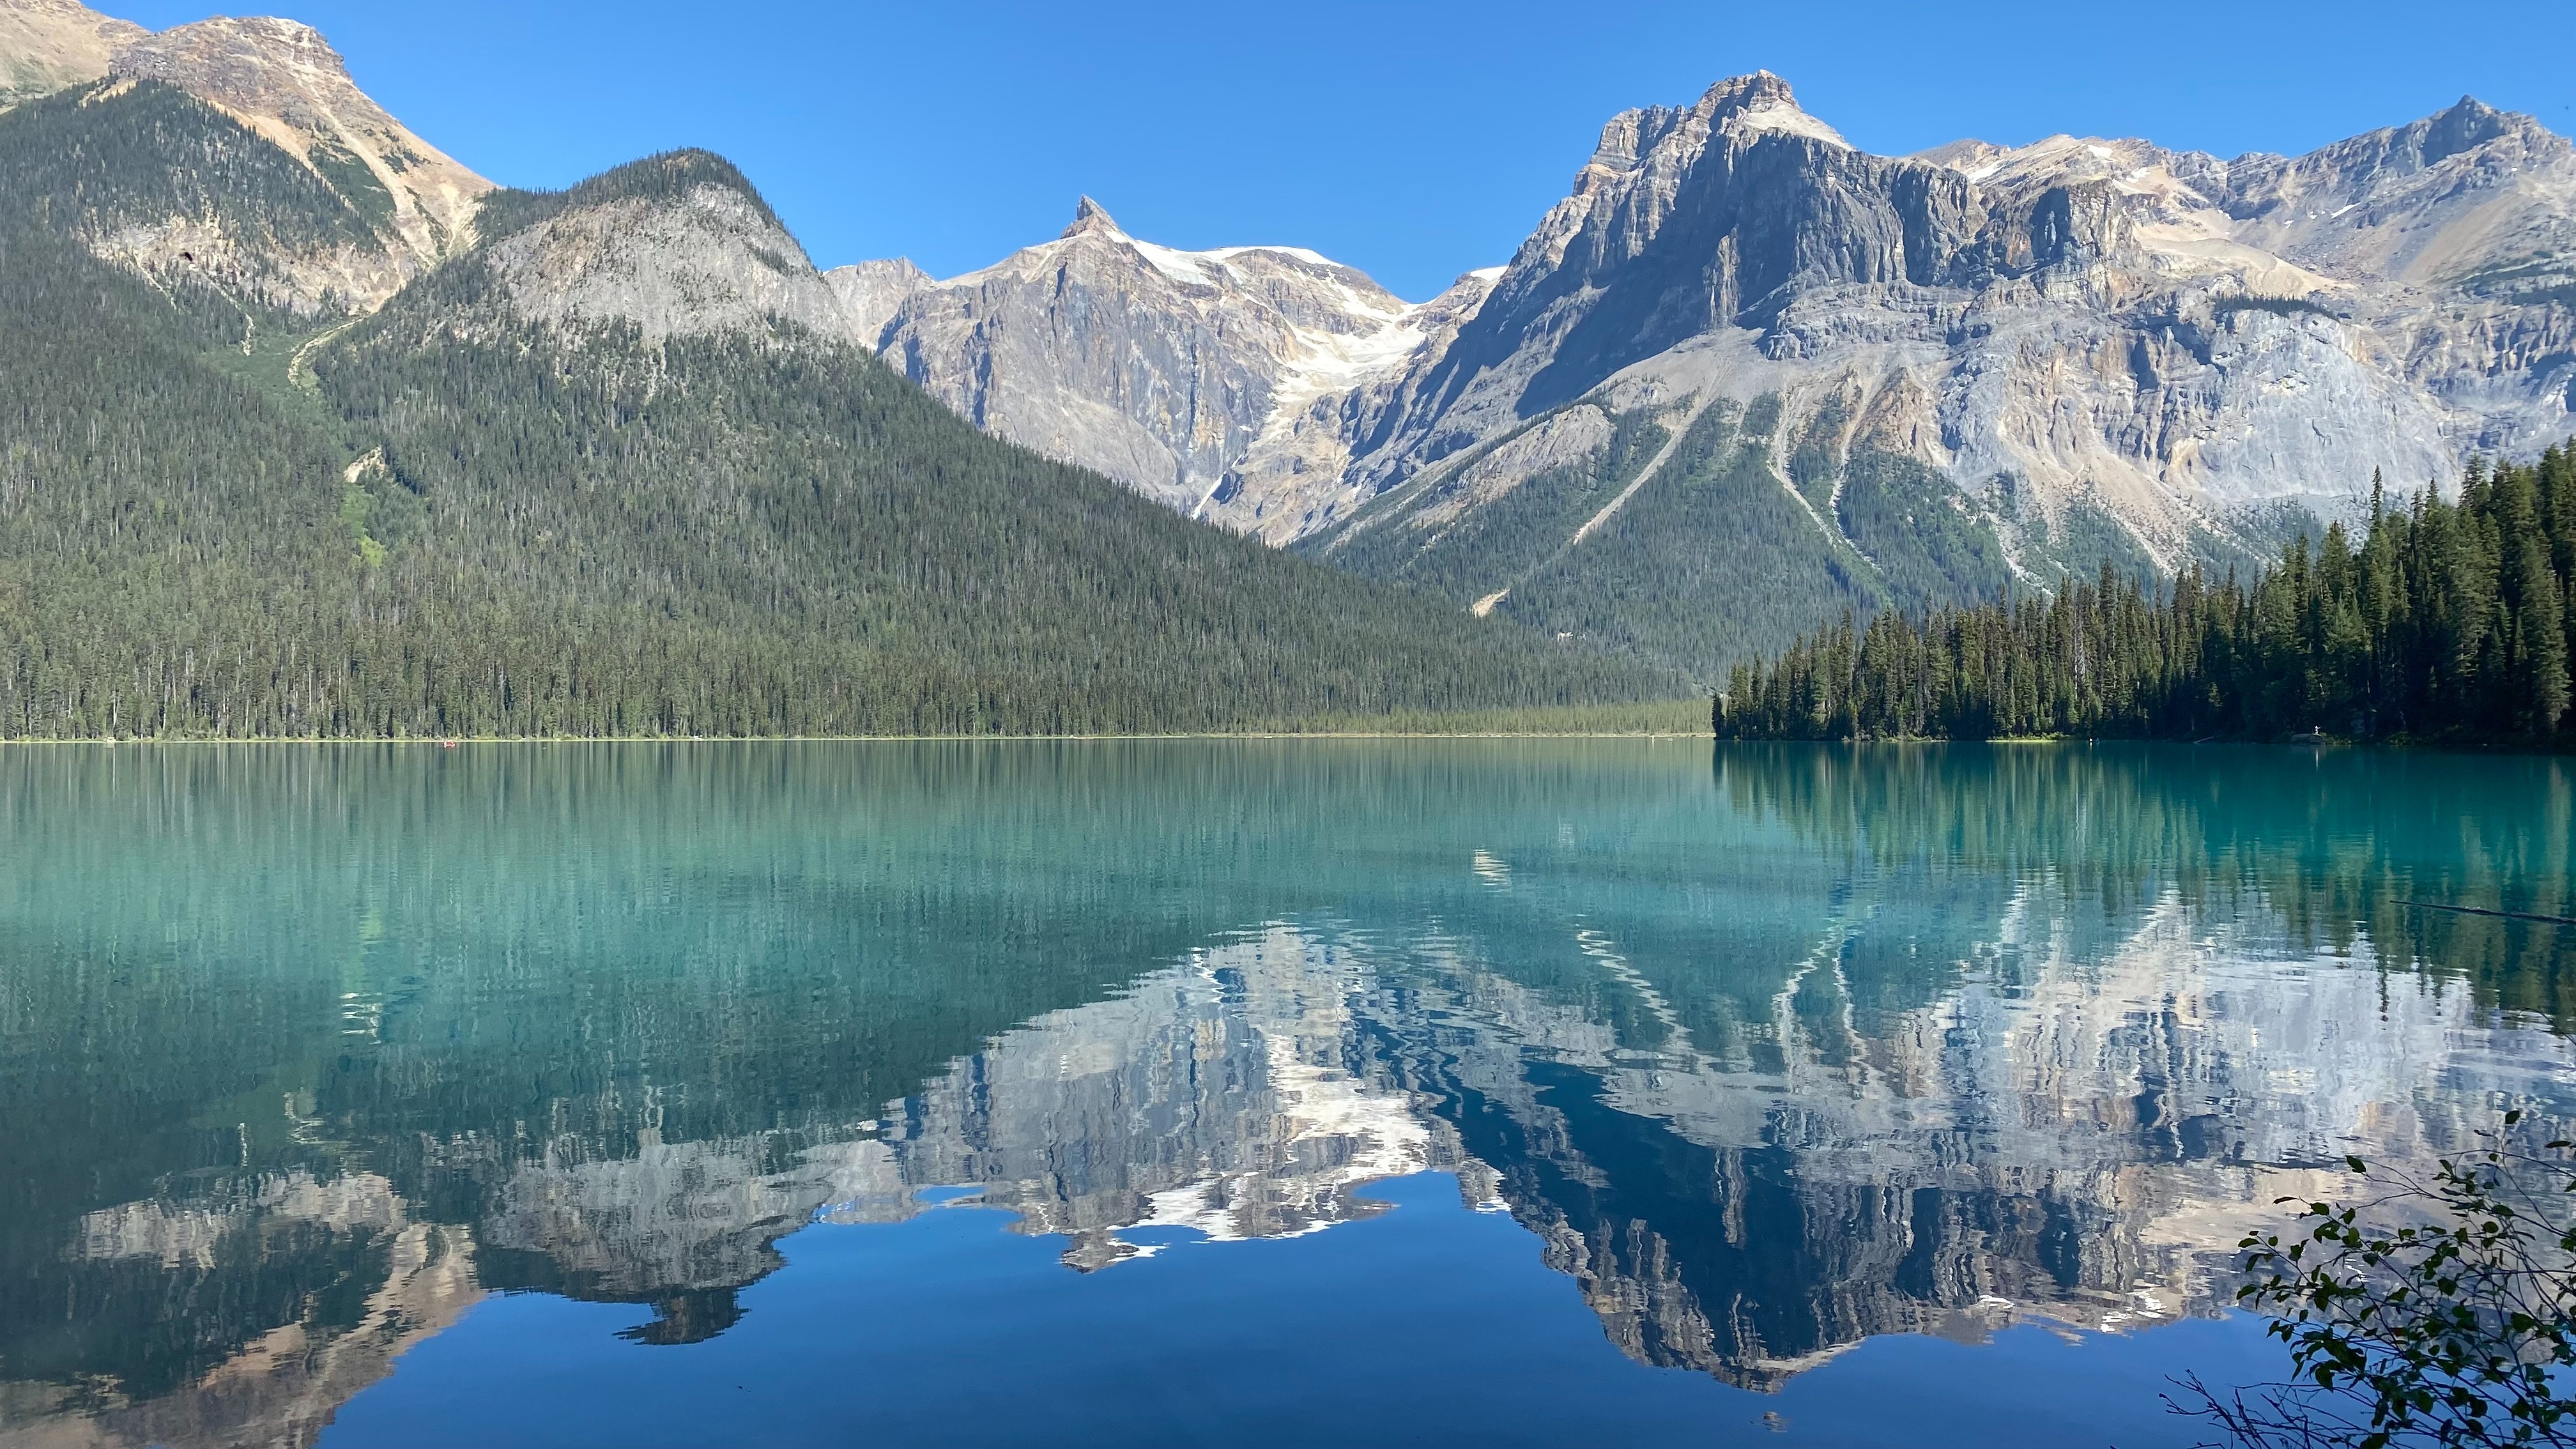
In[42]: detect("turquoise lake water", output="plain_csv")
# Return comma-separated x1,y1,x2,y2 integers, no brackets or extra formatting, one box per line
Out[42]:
1,740,2570,1447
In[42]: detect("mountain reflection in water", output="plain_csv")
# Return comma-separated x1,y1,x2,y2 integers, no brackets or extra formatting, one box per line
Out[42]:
1,741,2569,1448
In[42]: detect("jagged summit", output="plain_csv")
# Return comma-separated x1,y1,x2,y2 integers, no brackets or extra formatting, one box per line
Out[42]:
1061,195,1123,238
1709,72,1850,148
835,206,1484,528
1712,68,1793,105
2414,94,2522,162
1574,70,1850,199
1696,70,1848,144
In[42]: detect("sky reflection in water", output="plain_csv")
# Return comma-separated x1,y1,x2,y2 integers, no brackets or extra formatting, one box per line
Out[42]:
1,740,2570,1448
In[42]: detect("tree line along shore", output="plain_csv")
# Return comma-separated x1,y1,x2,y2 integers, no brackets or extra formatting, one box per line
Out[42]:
1718,448,2576,751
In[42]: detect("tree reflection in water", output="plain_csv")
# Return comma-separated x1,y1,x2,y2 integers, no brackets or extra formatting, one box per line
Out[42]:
0,741,2566,1446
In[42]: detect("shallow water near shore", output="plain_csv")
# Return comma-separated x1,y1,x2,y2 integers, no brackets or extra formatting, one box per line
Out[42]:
2,740,2570,1447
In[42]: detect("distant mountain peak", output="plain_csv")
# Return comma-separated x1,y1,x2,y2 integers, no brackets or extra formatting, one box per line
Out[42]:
1577,70,1849,195
114,16,355,102
1701,70,1850,148
2416,93,2520,162
1701,70,1796,113
107,10,489,277
1062,195,1124,239
464,148,851,345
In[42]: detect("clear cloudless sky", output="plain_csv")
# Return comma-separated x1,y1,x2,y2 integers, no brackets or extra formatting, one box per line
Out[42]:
109,0,2576,300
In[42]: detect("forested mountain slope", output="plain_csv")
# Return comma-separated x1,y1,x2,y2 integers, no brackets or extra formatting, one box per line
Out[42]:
0,0,487,310
852,73,2576,680
0,84,1669,737
1719,450,2576,747
1294,77,2576,678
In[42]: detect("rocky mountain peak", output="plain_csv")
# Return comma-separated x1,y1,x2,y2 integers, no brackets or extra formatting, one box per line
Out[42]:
109,12,489,275
841,206,1490,529
2419,94,2518,164
0,2,497,314
1699,71,1851,148
474,149,847,344
1705,68,1796,112
1572,70,1850,206
1276,79,2576,661
1061,194,1124,238
2206,93,2575,288
112,17,356,122
0,0,141,105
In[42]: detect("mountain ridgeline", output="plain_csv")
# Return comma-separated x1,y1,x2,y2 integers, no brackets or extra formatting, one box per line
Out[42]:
849,73,2576,679
0,80,1671,738
1715,448,2576,746
3,0,2573,735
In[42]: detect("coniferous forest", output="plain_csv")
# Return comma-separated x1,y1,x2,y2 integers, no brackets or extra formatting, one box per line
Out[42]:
0,86,1674,738
8,77,2575,749
1717,450,2576,747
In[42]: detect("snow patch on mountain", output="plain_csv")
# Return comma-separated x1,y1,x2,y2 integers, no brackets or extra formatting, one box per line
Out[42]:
831,199,1494,530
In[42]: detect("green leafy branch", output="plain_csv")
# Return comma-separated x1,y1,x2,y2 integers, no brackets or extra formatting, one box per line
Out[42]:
2173,1111,2576,1448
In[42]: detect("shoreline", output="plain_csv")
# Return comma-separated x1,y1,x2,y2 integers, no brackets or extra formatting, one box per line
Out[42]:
0,731,1723,745
0,735,2505,751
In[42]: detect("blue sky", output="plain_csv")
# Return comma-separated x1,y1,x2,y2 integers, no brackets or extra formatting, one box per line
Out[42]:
114,0,2576,300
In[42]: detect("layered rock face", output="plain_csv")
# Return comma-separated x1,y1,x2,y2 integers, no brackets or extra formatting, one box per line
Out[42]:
1361,74,2570,553
844,72,2575,668
837,198,1497,534
0,0,490,314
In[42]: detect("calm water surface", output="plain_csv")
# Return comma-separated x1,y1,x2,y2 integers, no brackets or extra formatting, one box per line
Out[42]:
1,741,2571,1448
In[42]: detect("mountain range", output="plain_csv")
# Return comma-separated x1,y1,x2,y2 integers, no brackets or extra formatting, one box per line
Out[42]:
0,0,2568,719
0,0,1663,737
847,73,2576,671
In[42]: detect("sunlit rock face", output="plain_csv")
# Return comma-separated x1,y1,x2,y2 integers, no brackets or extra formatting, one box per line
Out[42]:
0,0,492,317
0,0,139,106
835,199,1498,537
848,73,2573,608
108,17,489,275
477,162,849,344
1322,77,2572,578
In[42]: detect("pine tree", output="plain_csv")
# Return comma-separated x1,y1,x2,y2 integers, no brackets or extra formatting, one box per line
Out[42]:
1717,452,2576,749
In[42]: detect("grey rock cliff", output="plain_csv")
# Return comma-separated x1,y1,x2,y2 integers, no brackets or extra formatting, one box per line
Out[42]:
484,164,848,343
841,73,2575,641
830,199,1496,533
1338,75,2573,565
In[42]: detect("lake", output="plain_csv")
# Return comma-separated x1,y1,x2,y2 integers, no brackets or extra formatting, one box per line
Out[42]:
1,740,2568,1448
